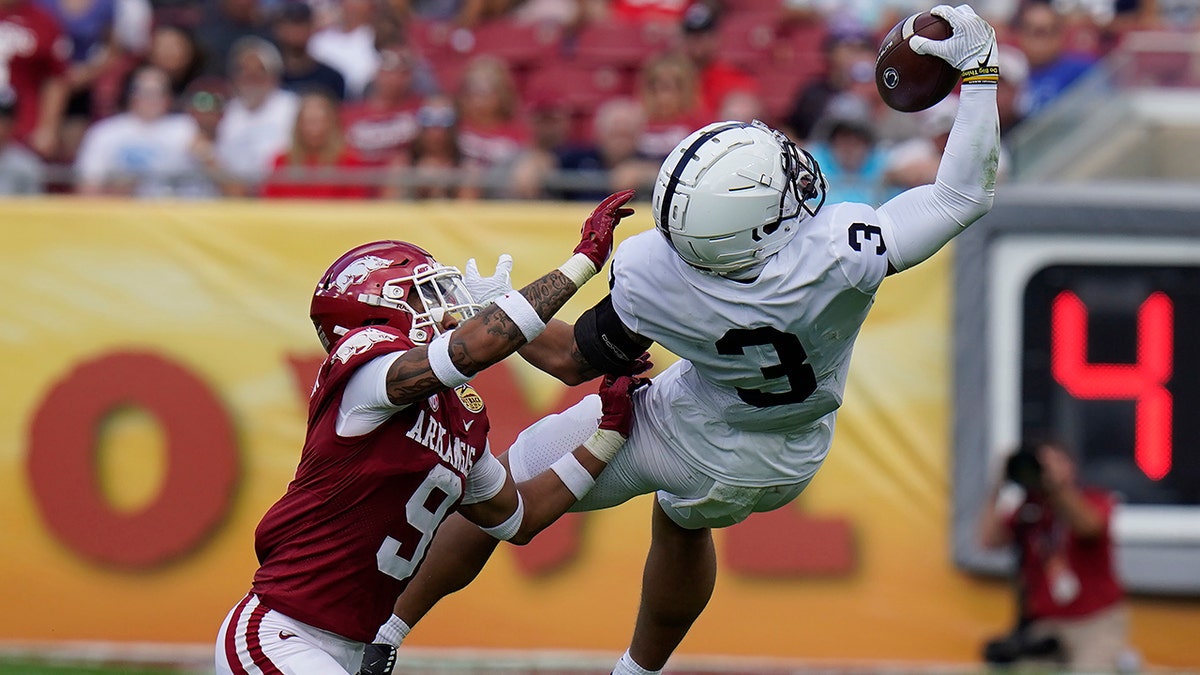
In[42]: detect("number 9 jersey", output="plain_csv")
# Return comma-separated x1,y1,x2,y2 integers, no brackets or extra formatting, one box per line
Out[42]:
248,326,495,643
609,201,890,487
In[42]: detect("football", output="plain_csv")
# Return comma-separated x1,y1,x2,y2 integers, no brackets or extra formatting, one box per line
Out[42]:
874,12,960,112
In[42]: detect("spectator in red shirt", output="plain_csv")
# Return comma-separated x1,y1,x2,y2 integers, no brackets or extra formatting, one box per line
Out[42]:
453,55,530,197
980,438,1135,672
0,0,69,159
262,90,371,199
633,50,709,162
341,45,425,166
384,95,475,201
678,2,758,119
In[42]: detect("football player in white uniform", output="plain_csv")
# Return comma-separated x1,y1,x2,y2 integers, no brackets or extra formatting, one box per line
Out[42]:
358,5,1000,674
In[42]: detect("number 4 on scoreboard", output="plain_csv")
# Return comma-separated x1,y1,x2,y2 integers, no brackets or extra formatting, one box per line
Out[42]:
1050,290,1173,481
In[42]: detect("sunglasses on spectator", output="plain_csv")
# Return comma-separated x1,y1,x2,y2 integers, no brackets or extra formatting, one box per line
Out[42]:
189,91,227,112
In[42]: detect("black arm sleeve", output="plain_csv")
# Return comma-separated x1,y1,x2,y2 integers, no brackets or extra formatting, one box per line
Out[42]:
573,295,652,376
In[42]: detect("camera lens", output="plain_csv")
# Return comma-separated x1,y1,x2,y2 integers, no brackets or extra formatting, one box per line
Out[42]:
1005,448,1043,489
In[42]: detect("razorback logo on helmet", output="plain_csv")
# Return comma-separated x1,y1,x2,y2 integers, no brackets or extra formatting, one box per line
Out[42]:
333,327,399,364
454,384,484,413
333,255,392,293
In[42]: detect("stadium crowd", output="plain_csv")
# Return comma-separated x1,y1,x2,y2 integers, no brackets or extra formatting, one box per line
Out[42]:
0,0,1186,199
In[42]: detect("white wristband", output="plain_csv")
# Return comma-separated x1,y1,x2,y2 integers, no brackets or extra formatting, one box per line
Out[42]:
557,253,597,288
427,329,471,388
550,453,596,500
583,428,626,463
493,291,547,343
481,492,524,541
373,614,411,648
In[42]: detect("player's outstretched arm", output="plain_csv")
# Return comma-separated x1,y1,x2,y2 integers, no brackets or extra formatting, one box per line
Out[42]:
381,190,636,406
458,210,648,384
876,4,1000,274
457,255,595,383
518,314,654,384
458,372,645,543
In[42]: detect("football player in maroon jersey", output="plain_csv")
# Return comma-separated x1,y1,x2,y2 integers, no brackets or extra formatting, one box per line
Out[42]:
216,190,647,675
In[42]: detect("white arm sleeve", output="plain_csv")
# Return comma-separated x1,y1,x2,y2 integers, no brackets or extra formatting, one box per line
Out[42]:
336,351,408,437
876,85,1000,273
462,444,508,505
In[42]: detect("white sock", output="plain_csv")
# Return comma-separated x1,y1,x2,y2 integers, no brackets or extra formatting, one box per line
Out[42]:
373,614,411,648
612,650,662,675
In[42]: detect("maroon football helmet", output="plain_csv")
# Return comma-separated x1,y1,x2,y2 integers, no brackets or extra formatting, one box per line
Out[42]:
310,240,480,352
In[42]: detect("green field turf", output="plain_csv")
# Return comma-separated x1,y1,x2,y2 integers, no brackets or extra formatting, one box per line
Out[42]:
0,661,199,675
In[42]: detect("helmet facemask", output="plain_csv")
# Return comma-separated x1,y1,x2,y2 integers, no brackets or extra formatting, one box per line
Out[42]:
377,262,479,342
764,121,826,237
311,241,485,353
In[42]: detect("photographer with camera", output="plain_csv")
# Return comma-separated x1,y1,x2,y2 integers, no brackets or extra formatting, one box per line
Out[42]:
979,438,1134,671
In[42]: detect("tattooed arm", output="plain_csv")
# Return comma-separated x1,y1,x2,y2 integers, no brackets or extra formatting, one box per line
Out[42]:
384,271,579,405
382,190,636,406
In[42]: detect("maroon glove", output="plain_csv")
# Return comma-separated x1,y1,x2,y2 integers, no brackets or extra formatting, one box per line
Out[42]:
624,352,653,376
575,189,636,270
596,373,649,438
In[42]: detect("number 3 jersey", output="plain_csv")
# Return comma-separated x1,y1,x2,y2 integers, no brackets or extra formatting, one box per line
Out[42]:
250,325,494,643
611,203,890,487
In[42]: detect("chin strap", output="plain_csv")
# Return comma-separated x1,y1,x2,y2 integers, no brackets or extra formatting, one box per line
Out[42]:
721,260,767,281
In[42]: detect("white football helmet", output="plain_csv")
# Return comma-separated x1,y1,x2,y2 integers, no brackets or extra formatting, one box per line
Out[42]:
651,120,826,275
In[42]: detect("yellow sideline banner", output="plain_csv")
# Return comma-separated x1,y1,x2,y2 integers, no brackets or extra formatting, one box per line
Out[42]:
0,201,1194,668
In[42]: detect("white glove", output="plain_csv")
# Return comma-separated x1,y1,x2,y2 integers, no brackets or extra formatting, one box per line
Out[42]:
463,254,514,306
909,4,998,73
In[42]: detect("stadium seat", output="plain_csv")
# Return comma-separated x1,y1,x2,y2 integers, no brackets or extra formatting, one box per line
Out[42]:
1119,42,1193,87
717,12,782,67
728,0,787,14
523,61,634,142
523,61,633,110
407,18,560,62
406,19,459,56
428,53,473,95
570,20,675,68
467,19,565,70
755,61,824,125
772,20,828,65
